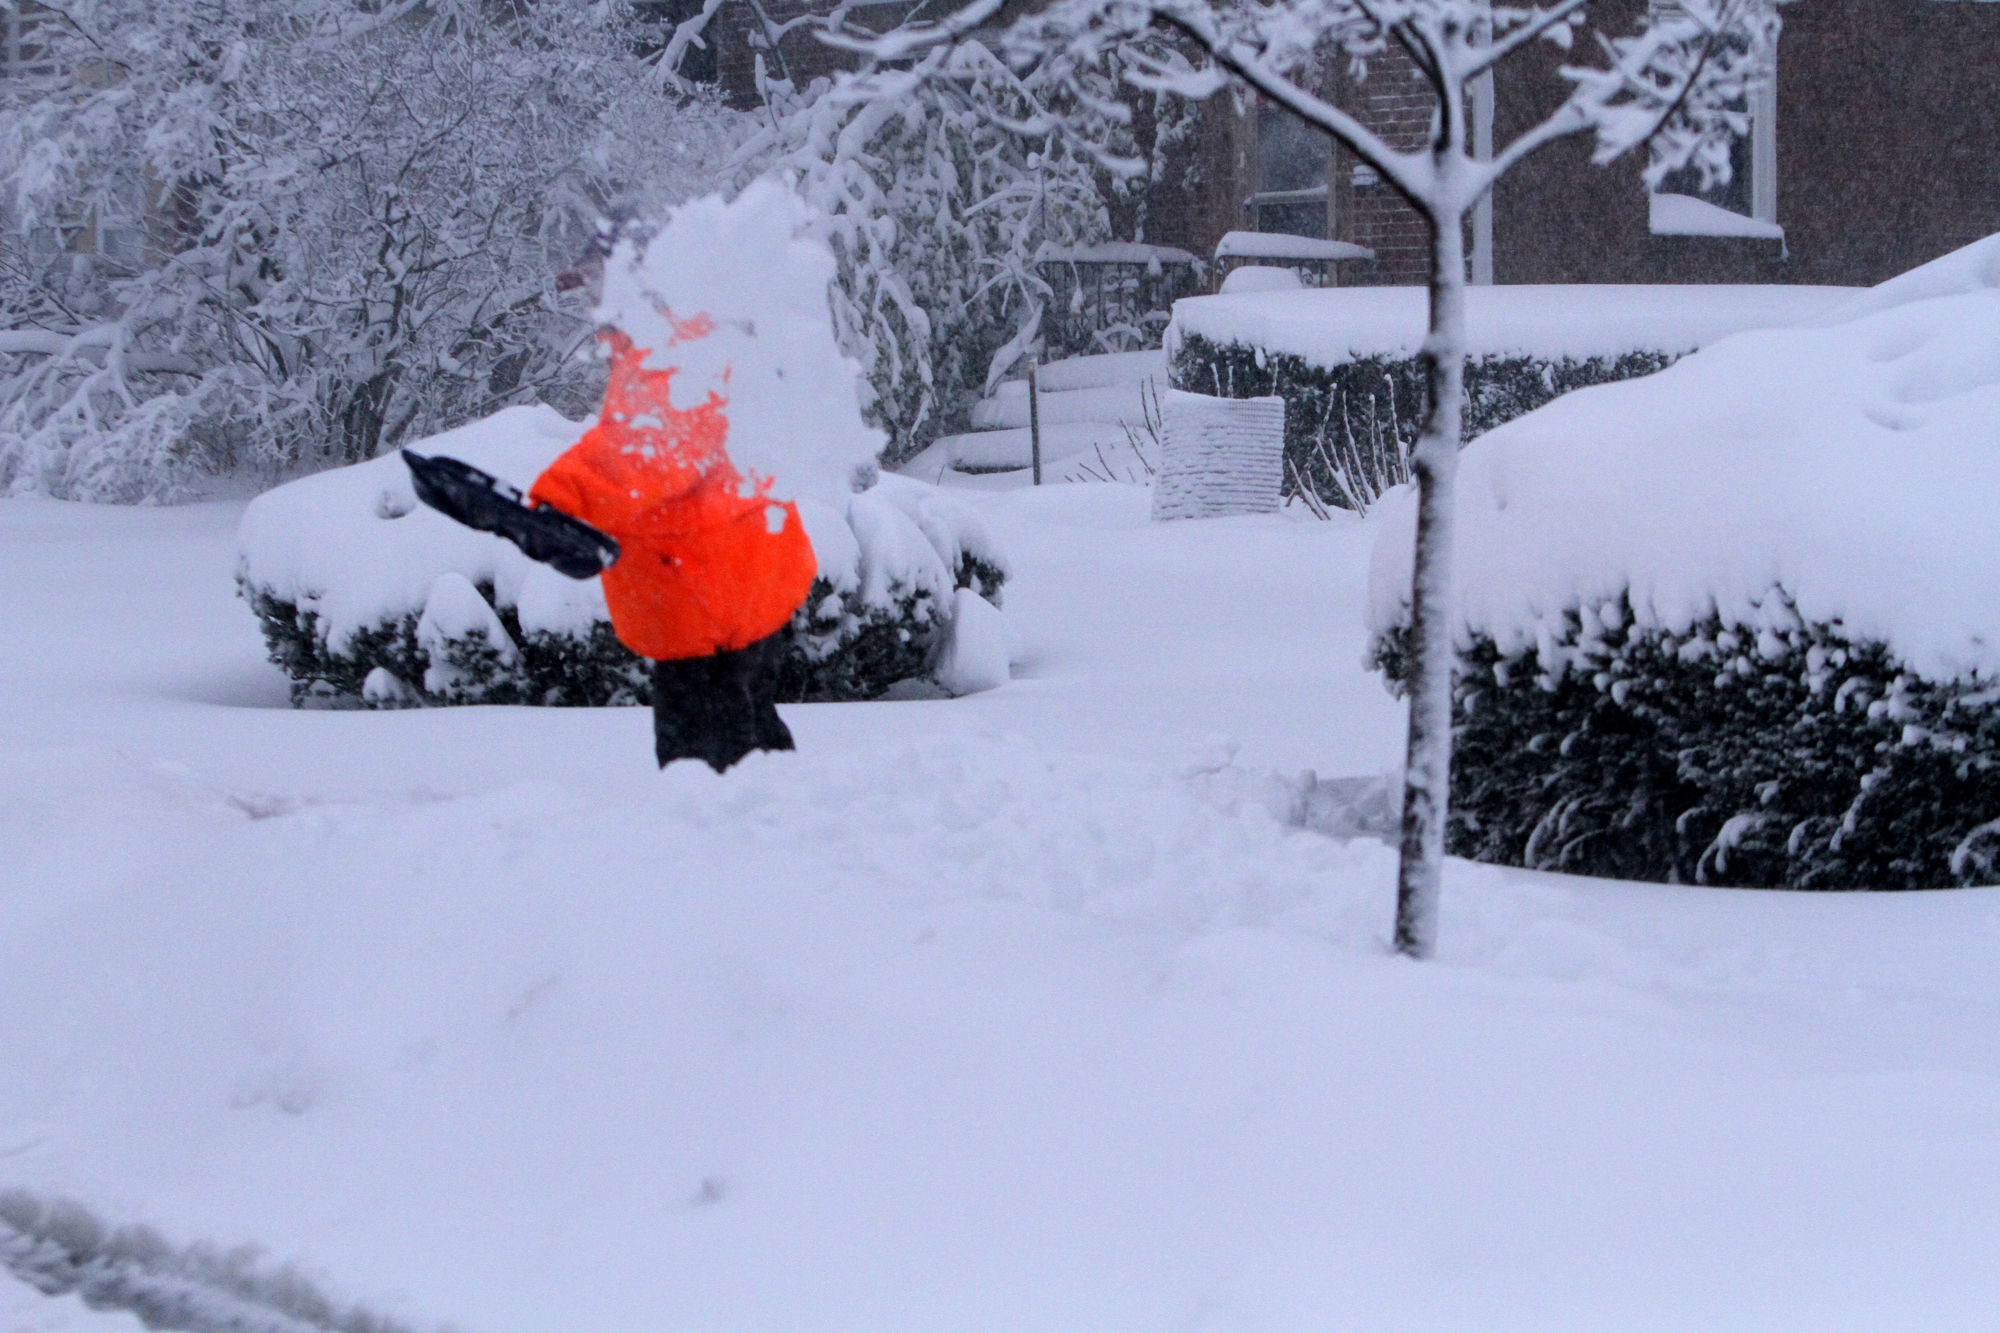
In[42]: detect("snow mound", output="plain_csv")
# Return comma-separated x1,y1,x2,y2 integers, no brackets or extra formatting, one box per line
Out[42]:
1815,230,2000,326
237,408,1006,705
932,588,1010,695
1367,233,2000,683
0,748,248,921
594,179,884,508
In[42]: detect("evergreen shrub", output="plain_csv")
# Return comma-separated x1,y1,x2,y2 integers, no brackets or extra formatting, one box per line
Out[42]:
1373,593,2000,889
249,552,1005,710
1168,332,1672,510
238,406,1010,709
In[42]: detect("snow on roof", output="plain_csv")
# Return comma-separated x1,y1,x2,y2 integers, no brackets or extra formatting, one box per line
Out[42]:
1169,283,1858,365
1041,242,1201,266
1649,192,1786,240
1366,234,2000,683
1214,231,1375,262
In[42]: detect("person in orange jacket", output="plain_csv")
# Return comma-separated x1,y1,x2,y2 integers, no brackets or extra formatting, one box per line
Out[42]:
407,327,818,773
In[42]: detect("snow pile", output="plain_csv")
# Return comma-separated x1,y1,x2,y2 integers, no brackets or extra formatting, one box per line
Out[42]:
594,179,884,507
1367,234,2000,684
1168,283,1855,367
931,587,1011,696
236,409,1007,705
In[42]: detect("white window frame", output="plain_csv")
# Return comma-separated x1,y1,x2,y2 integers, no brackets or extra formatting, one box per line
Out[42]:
1247,96,1333,240
1646,2,1779,228
1470,69,1494,284
1748,77,1778,226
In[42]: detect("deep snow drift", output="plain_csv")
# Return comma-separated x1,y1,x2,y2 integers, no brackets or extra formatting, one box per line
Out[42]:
7,481,2000,1333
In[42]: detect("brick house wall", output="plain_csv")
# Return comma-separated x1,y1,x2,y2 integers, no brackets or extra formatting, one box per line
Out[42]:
1491,0,2000,287
1337,48,1437,286
706,0,2000,290
1775,0,2000,286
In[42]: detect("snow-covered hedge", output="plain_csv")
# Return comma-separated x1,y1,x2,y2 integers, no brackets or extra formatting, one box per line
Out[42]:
238,407,1007,708
1167,285,1854,511
1367,237,2000,889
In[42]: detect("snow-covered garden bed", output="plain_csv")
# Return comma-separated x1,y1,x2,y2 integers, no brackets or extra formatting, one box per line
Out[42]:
1367,237,2000,889
237,407,1007,707
1167,284,1855,510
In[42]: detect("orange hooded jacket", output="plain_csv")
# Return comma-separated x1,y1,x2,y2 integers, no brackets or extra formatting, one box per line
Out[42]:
528,329,817,662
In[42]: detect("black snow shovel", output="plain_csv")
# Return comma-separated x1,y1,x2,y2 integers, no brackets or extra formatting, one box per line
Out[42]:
402,450,620,580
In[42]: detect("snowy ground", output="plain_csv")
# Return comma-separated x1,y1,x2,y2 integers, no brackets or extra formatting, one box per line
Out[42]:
6,486,2000,1333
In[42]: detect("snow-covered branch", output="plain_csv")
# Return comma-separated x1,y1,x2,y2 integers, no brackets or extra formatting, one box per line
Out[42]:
729,19,1192,460
1,0,753,502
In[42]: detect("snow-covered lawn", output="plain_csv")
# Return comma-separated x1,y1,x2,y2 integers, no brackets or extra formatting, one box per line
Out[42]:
6,486,2000,1333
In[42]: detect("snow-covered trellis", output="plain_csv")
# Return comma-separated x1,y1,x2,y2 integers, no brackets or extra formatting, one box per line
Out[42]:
828,0,1785,956
1150,389,1284,520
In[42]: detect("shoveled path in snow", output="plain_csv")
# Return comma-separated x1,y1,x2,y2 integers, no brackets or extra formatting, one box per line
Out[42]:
5,488,2000,1333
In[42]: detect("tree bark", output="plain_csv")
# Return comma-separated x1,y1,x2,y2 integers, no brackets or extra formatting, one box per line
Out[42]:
1394,203,1467,960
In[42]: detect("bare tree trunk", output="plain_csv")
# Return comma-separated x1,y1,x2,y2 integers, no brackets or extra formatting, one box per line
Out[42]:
1394,203,1467,960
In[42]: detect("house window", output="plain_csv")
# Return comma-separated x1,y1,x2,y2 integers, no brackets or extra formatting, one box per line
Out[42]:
1648,18,1780,237
1251,98,1330,239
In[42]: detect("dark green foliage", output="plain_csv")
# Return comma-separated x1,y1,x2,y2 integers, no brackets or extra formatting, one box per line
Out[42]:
1169,333,1674,510
244,553,1002,709
1376,595,2000,889
775,581,938,703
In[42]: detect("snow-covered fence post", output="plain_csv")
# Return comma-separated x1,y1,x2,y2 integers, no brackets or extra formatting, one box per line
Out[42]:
1029,357,1045,485
829,0,1785,956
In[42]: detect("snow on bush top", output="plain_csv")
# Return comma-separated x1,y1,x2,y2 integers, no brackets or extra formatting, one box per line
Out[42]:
594,179,884,507
1366,235,2000,684
238,406,593,651
1167,284,1857,367
237,405,999,656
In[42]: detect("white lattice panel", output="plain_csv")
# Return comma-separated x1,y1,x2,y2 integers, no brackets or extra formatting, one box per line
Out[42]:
1151,390,1286,521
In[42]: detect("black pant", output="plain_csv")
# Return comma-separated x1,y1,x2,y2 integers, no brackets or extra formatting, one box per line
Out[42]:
651,632,795,772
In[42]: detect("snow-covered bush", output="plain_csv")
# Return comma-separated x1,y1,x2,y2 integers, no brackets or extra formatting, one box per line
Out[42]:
1167,285,1852,511
0,0,747,503
237,408,1007,708
1367,236,2000,889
